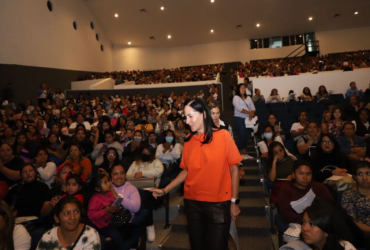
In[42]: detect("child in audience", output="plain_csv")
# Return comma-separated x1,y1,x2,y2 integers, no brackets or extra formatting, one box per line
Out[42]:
88,174,125,250
61,173,84,204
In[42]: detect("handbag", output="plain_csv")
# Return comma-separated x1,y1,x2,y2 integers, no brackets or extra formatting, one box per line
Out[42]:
323,175,355,192
111,207,132,226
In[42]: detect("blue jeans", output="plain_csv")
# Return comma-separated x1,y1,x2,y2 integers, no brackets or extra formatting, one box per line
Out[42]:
234,116,250,151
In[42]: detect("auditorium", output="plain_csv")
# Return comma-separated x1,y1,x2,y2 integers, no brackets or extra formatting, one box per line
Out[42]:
0,0,370,250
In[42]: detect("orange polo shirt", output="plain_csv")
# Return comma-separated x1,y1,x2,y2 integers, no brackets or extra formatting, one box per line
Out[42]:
180,129,242,202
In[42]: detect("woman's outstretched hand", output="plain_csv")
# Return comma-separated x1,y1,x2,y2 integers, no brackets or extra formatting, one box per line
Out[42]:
150,188,165,199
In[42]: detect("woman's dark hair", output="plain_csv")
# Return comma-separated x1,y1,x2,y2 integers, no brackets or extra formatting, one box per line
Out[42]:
89,173,107,193
297,111,308,121
100,147,120,172
262,125,275,141
0,200,15,250
67,142,84,159
303,87,312,96
36,147,50,162
13,132,32,153
316,133,340,156
162,129,176,146
270,88,278,96
103,130,115,140
133,130,143,137
356,107,370,122
66,173,83,190
341,121,355,131
184,98,214,145
235,83,247,99
318,85,328,95
266,142,288,170
352,161,370,184
137,144,156,163
303,198,365,250
333,107,345,120
55,196,84,221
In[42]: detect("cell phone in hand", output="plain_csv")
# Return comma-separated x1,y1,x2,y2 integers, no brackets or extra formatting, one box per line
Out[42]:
112,197,123,206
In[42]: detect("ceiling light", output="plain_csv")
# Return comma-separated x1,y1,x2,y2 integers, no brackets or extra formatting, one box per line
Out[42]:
114,13,119,18
256,23,260,27
167,35,172,39
255,40,257,42
354,11,359,15
299,35,302,37
160,6,165,11
308,17,313,21
128,41,131,45
211,0,215,2
210,29,214,33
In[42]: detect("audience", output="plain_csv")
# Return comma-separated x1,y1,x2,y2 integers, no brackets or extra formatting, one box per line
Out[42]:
1,53,370,248
341,161,370,235
276,161,333,232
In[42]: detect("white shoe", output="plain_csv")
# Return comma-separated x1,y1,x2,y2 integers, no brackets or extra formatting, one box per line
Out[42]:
146,225,156,243
242,154,253,160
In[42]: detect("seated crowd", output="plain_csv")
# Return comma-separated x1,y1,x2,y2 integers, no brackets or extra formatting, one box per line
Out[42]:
251,81,370,248
238,50,370,78
0,87,225,250
80,63,225,85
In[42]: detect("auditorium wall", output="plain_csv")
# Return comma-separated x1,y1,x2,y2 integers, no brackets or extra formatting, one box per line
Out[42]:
112,40,302,71
0,0,112,72
316,26,370,55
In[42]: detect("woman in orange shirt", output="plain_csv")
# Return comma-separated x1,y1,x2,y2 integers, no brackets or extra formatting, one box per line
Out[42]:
63,143,92,181
151,98,242,250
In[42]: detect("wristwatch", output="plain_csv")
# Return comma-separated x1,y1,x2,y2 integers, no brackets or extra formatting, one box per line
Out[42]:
231,198,240,204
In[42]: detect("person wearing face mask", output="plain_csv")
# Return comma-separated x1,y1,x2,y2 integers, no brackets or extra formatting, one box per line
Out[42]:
126,145,164,187
257,125,294,159
121,130,146,172
155,130,183,166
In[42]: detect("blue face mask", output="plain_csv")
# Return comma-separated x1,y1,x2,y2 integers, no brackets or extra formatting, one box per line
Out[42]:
165,136,174,143
264,132,273,140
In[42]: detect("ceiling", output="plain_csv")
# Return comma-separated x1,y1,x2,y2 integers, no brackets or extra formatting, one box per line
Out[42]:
84,0,370,48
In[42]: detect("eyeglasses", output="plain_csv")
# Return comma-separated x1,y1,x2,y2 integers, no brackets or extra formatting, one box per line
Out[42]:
321,140,333,145
107,153,116,156
300,115,307,118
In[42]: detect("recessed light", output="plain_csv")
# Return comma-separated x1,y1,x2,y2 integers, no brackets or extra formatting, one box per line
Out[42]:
210,29,214,33
255,40,257,42
128,41,131,45
299,35,302,37
256,23,260,27
211,0,215,2
114,13,119,18
354,11,359,15
308,16,313,21
160,6,165,11
167,35,172,39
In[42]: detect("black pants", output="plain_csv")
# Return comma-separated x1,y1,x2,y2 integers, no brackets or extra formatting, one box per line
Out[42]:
184,199,231,250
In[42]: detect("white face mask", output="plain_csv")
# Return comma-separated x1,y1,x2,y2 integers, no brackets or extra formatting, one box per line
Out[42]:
133,136,142,143
264,132,273,140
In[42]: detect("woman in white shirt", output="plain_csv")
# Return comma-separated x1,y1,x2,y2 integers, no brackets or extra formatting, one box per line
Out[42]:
0,200,31,250
257,125,295,159
34,148,57,188
232,83,256,159
155,130,183,166
266,88,283,103
127,145,164,187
